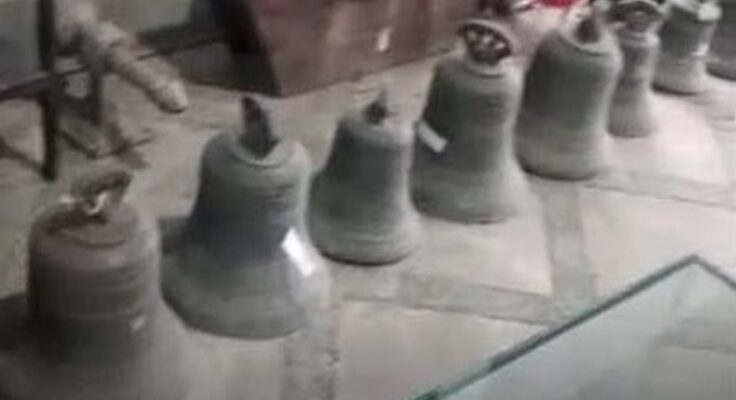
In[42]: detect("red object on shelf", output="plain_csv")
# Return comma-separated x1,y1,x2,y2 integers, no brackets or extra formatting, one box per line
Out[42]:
539,0,577,8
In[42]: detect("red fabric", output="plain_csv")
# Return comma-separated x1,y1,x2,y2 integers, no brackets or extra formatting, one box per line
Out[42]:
539,0,577,8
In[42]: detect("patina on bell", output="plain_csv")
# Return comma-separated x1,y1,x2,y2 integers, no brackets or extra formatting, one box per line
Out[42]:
309,92,421,265
163,96,325,339
708,0,736,80
412,18,528,223
0,169,194,400
516,8,623,180
655,0,721,94
609,0,667,137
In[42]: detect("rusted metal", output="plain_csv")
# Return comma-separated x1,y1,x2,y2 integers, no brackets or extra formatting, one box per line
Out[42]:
412,19,528,223
164,95,326,339
309,91,421,265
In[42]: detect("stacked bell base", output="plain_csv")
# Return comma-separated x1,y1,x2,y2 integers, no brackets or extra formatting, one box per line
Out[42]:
0,305,195,400
708,55,736,80
609,94,657,138
516,111,607,181
411,152,527,224
654,55,708,95
309,212,421,266
163,235,315,340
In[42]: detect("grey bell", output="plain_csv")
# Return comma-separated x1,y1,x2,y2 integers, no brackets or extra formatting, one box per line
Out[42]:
163,96,326,339
708,0,736,80
412,18,528,224
516,9,623,180
0,169,197,400
609,0,667,137
309,92,421,265
655,0,721,94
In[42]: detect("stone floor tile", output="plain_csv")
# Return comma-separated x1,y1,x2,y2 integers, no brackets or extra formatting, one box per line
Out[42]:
335,301,542,400
401,194,553,296
579,188,736,296
609,93,730,186
189,332,284,400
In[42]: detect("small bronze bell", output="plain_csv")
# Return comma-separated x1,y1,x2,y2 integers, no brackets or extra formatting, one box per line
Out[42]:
412,18,528,223
609,0,668,137
516,7,623,180
655,0,721,94
163,96,325,339
0,169,194,400
309,92,421,265
708,0,736,80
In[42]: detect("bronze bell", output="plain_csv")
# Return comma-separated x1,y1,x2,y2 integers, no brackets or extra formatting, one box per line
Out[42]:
412,18,528,223
516,8,623,180
708,0,736,79
609,0,668,138
163,96,326,339
309,92,421,265
0,169,196,400
655,0,721,94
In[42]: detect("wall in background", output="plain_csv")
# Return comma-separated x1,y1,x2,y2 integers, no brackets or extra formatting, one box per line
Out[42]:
92,0,212,33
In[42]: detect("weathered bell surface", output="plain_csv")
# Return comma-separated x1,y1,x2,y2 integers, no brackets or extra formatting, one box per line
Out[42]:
609,0,667,137
0,169,193,400
655,0,721,94
411,19,528,223
309,92,421,265
708,0,736,79
163,96,325,339
516,8,623,180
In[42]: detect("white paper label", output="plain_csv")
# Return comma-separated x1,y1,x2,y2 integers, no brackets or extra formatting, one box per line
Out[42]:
377,27,393,53
416,121,448,153
282,229,316,277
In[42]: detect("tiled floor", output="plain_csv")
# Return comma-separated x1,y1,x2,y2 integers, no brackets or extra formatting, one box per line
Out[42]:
0,40,735,400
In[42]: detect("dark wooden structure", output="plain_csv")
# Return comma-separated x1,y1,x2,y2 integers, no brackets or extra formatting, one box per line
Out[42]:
0,0,60,180
212,0,480,96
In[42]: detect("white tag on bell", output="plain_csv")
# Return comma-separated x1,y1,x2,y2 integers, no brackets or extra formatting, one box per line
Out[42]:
416,121,448,153
282,229,316,277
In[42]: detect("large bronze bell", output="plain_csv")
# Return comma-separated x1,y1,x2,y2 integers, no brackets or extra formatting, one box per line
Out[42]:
0,169,196,400
163,96,325,339
655,0,721,94
309,92,421,265
708,0,736,79
516,8,623,180
412,18,528,223
609,0,668,137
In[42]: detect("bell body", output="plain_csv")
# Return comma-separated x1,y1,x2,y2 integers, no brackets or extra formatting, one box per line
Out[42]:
164,132,324,339
516,28,622,180
412,57,527,223
0,203,190,400
655,0,721,94
309,110,421,265
708,0,736,80
610,29,660,137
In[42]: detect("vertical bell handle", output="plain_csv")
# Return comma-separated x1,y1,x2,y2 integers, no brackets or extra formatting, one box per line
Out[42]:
69,167,133,220
459,19,517,66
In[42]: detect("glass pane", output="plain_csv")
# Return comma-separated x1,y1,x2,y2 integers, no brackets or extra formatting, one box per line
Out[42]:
430,263,736,400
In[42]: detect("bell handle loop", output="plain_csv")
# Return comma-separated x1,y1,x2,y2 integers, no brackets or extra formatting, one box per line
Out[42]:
69,168,133,220
609,0,666,22
574,4,607,43
239,95,280,157
364,89,391,125
459,18,516,65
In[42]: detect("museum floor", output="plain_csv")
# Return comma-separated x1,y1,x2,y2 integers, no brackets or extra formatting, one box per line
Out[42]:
1,43,736,400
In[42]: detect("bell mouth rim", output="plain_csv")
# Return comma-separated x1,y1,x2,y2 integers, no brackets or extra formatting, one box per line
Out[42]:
223,131,295,169
0,301,193,394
